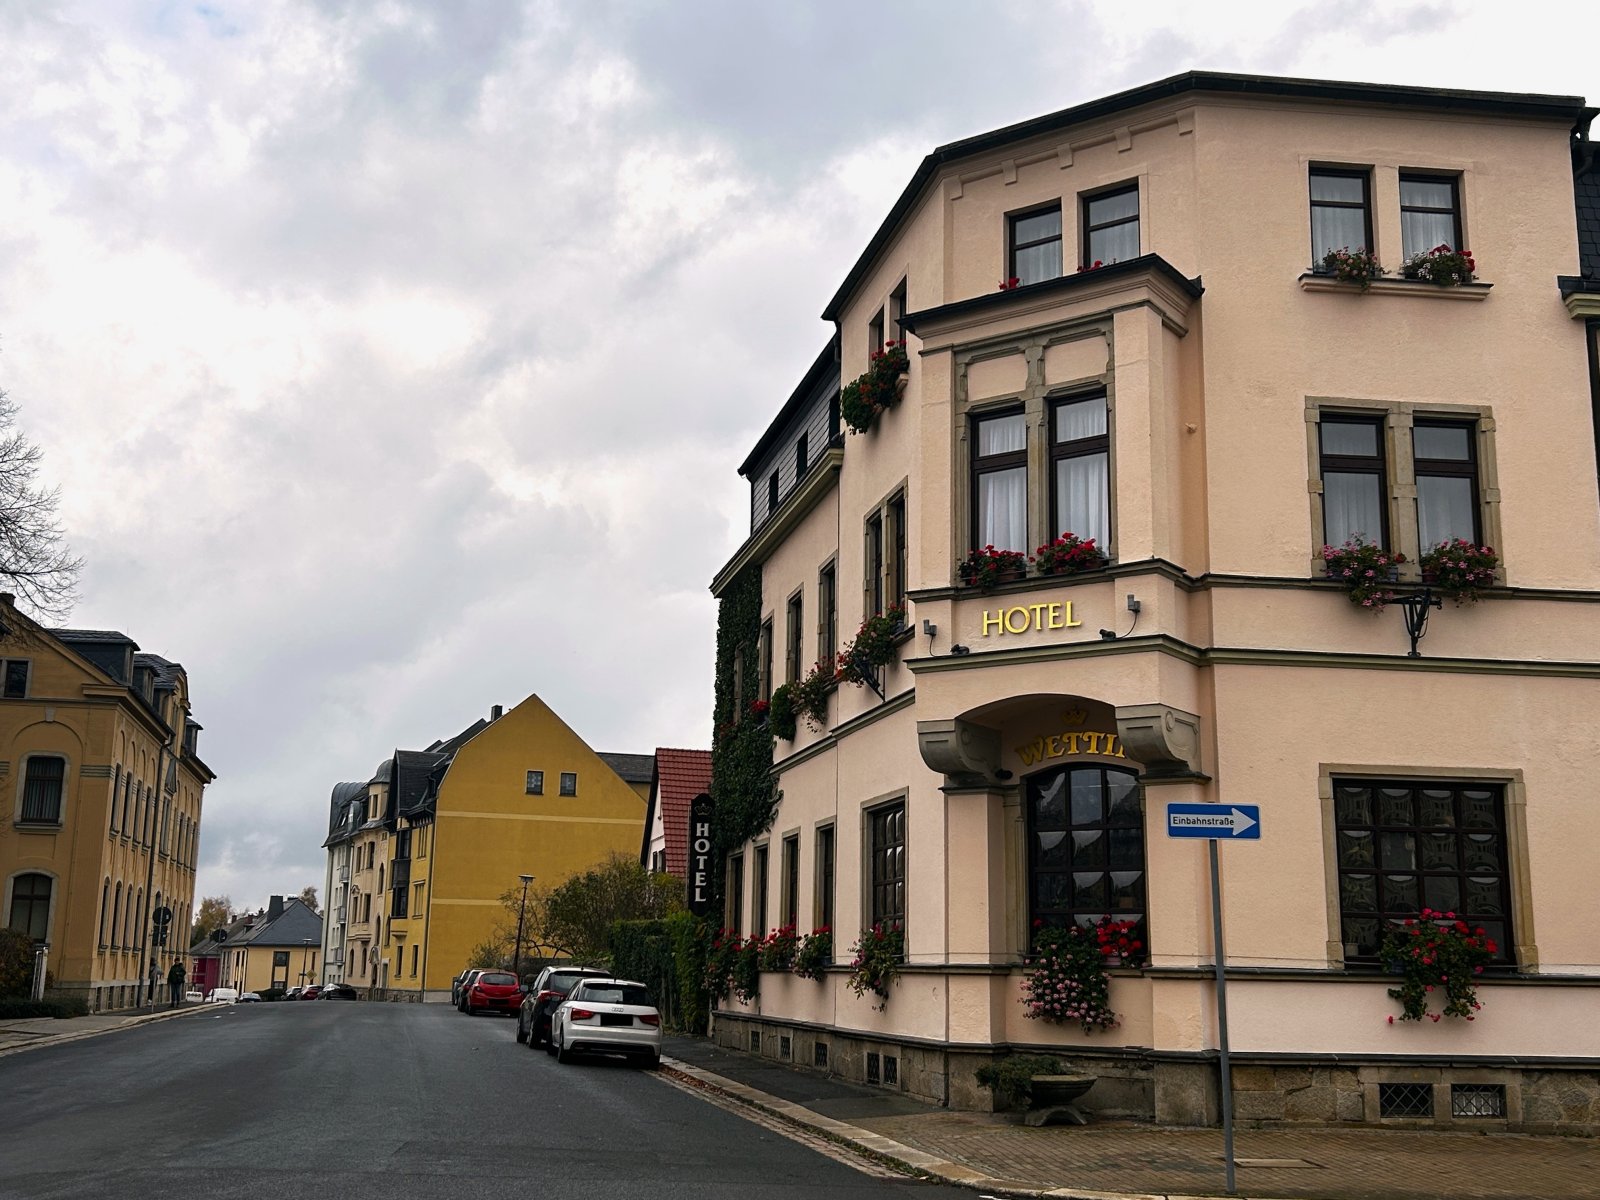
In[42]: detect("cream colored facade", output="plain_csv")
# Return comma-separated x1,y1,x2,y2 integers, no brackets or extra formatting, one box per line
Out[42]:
0,597,212,1010
712,74,1600,1131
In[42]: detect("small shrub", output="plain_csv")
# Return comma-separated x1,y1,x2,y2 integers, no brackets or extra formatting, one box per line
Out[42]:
835,607,906,686
958,545,1028,593
756,925,797,973
1380,909,1496,1023
1420,538,1499,604
976,1054,1065,1111
793,929,832,980
1032,533,1108,576
1402,244,1475,286
840,342,910,434
1320,246,1384,288
768,683,799,741
0,994,88,1019
846,925,902,1010
1321,537,1406,611
731,937,761,1003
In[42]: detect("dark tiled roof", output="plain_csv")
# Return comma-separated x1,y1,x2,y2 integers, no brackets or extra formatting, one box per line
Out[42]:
1576,138,1600,280
599,752,655,785
648,748,711,878
326,781,365,835
237,898,323,948
51,628,137,643
134,652,182,688
369,758,393,785
394,750,446,818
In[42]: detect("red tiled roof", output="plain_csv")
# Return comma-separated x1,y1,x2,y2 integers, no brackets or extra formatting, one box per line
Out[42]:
654,747,712,878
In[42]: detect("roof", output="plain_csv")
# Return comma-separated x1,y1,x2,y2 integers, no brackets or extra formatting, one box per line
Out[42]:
394,749,446,818
737,337,839,479
236,898,323,948
1576,135,1600,281
642,747,712,878
51,628,138,644
134,652,182,688
599,752,656,785
821,70,1592,322
326,781,365,836
368,758,393,785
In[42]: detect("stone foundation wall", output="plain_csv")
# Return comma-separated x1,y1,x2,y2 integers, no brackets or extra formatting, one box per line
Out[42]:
709,1011,1598,1133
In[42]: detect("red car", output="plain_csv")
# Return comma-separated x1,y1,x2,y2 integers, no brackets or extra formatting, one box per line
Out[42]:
462,970,522,1016
300,984,324,1000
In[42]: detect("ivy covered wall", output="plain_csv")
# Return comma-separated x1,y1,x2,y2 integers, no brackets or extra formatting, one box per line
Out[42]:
709,564,778,882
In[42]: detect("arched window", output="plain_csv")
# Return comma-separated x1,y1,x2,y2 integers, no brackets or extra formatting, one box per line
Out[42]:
7,872,54,941
111,767,122,832
112,883,123,948
99,879,110,947
1026,764,1146,938
132,888,143,949
20,757,67,825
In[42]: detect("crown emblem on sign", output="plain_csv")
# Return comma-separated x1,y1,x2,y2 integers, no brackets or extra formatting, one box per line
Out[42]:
1061,708,1088,727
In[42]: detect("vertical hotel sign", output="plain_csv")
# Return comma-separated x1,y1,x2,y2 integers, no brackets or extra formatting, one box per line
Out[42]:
687,793,716,917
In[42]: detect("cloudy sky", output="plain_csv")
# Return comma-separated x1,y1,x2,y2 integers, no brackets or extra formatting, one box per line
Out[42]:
2,0,1593,913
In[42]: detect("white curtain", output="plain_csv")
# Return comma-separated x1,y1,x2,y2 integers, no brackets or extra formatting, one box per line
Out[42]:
1055,455,1108,546
1417,476,1473,551
979,467,1027,551
1323,473,1382,546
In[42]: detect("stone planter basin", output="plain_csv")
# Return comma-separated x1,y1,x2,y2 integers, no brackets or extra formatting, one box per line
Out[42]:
1025,1074,1097,1127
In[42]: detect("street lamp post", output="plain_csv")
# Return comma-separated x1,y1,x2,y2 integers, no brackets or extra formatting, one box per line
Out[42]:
512,874,534,982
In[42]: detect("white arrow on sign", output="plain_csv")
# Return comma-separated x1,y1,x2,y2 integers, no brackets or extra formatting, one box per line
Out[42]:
1169,808,1257,834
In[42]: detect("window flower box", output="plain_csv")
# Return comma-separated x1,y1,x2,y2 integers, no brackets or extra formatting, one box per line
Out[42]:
1321,537,1406,611
1032,533,1108,577
958,546,1028,593
1419,539,1499,604
840,342,910,434
1401,245,1476,287
1317,247,1384,289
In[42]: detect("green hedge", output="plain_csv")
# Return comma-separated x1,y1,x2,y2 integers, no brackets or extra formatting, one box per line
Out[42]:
610,912,709,1035
0,993,90,1019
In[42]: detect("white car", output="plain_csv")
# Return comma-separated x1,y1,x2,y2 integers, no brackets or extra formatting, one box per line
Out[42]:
546,978,662,1068
207,987,239,1004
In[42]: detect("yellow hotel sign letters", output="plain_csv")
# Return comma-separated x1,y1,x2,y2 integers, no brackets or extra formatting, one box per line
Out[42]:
1017,729,1127,765
981,601,1082,636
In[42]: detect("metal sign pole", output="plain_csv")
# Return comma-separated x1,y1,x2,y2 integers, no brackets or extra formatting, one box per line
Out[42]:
1209,838,1236,1196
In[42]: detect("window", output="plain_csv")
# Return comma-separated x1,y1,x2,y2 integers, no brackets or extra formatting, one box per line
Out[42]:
1319,415,1389,547
785,591,803,684
817,562,837,667
9,872,51,941
889,279,907,342
727,853,744,934
781,834,800,929
1413,420,1479,551
868,802,905,930
110,767,121,833
525,770,544,796
767,470,779,514
759,620,773,701
111,883,122,949
1400,174,1462,259
1083,184,1139,265
1028,765,1145,935
864,511,884,617
559,772,577,797
868,309,885,354
815,824,835,931
19,755,65,825
795,431,808,480
1009,204,1062,285
99,880,109,947
1333,779,1513,963
414,881,424,910
1309,169,1372,262
1452,1083,1506,1119
972,410,1027,553
2,659,28,698
1379,1082,1434,1119
411,945,419,977
753,844,769,935
1050,393,1110,548
887,492,907,614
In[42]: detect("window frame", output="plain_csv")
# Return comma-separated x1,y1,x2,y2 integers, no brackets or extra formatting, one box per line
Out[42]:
864,511,884,618
784,589,804,685
1025,763,1146,939
780,833,800,930
1081,182,1140,266
866,799,906,932
1308,167,1374,263
1330,777,1516,966
726,852,745,935
2,659,29,699
1008,201,1063,286
814,823,835,932
17,754,67,827
888,279,907,343
559,772,577,797
1048,390,1112,548
7,870,55,943
887,492,907,614
525,770,544,796
758,619,774,702
795,431,808,481
969,406,1029,555
1412,417,1481,551
752,842,770,936
1317,412,1391,550
817,559,837,670
1398,171,1463,259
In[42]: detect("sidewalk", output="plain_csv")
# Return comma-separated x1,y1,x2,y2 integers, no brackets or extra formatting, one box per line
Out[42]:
662,1036,1598,1200
0,1003,205,1057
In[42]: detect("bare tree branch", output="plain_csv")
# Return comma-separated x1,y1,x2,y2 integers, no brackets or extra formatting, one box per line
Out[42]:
0,392,81,622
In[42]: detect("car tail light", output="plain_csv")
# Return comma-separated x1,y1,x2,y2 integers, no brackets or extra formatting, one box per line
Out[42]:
569,1008,595,1021
639,1013,660,1026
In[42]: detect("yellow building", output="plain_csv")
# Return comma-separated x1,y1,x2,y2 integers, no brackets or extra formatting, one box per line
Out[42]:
0,595,213,1010
370,695,652,1001
213,895,322,995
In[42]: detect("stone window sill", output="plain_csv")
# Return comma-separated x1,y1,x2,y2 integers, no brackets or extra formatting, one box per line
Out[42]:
14,819,63,831
1299,273,1492,301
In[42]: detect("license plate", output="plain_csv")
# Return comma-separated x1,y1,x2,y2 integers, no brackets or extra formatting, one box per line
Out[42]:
599,1013,632,1027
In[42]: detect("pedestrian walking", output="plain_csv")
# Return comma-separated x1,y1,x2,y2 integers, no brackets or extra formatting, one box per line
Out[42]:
167,961,186,1008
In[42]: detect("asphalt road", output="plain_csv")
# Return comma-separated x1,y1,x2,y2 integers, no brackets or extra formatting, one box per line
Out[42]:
0,1001,970,1200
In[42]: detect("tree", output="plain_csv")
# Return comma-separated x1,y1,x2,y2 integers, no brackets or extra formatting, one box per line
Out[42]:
0,392,81,622
192,895,234,943
297,885,319,914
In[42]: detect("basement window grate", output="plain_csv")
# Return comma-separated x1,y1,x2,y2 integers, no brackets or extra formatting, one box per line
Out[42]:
883,1055,898,1086
1451,1083,1506,1119
866,1052,881,1085
814,1042,828,1068
1378,1082,1434,1118
779,1035,792,1060
749,1030,761,1053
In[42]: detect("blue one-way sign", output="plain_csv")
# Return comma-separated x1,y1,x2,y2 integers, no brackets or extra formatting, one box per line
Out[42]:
1166,802,1261,839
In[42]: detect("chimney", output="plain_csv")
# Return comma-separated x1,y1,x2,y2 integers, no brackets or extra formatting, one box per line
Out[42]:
267,895,284,923
0,592,12,606
491,704,503,721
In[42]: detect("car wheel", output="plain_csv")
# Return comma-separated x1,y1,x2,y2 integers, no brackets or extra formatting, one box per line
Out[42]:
515,1018,528,1044
638,1051,661,1070
545,1027,559,1057
555,1036,574,1064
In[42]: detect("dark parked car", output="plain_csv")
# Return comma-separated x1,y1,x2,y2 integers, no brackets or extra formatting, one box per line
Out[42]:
300,984,324,1000
318,982,359,1000
450,970,474,1007
455,969,487,1012
517,966,609,1048
462,970,522,1016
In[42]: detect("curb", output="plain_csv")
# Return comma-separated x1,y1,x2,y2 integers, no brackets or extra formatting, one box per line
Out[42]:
660,1055,1322,1200
0,1005,209,1060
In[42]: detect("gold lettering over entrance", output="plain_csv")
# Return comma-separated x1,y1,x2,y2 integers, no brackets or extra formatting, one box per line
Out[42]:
980,602,1082,637
1016,723,1127,766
